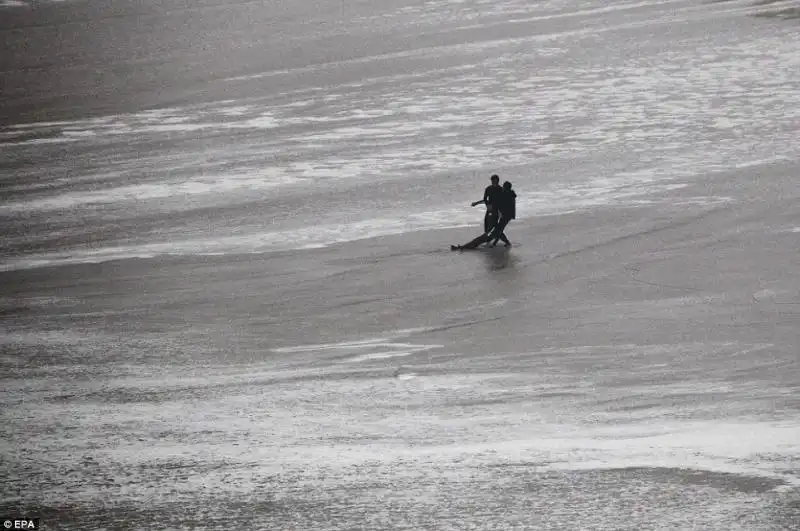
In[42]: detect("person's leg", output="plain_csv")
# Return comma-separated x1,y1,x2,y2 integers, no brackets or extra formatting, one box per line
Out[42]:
488,217,510,247
496,219,511,246
484,207,499,245
498,218,512,246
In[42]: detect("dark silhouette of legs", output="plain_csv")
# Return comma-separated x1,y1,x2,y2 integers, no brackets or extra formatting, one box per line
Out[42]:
488,217,511,247
484,209,497,234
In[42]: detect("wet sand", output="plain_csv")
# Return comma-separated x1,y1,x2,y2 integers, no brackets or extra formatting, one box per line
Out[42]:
2,0,800,527
2,160,799,529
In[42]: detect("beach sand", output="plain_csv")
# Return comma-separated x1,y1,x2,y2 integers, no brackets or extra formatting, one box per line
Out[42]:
2,159,799,529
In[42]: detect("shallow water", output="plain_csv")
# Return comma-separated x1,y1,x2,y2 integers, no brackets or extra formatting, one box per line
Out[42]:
2,0,799,269
1,0,799,529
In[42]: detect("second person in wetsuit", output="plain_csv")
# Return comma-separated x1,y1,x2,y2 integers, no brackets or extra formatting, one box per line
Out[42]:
488,181,516,248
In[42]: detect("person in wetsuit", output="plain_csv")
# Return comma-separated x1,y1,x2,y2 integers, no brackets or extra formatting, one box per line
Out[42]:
487,181,516,248
471,174,503,234
452,181,517,251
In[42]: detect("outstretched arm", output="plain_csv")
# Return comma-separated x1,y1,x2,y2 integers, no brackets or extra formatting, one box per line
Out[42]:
471,198,486,207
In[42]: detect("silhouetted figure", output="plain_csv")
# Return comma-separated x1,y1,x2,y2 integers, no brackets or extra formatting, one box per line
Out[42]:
471,174,503,234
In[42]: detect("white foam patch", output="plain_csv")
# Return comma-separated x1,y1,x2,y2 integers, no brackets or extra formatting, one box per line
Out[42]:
272,337,442,363
0,329,92,346
3,137,81,146
8,121,77,128
257,402,800,489
4,103,286,144
536,421,800,488
345,343,441,363
62,130,97,137
0,169,301,213
0,296,79,310
217,105,254,116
